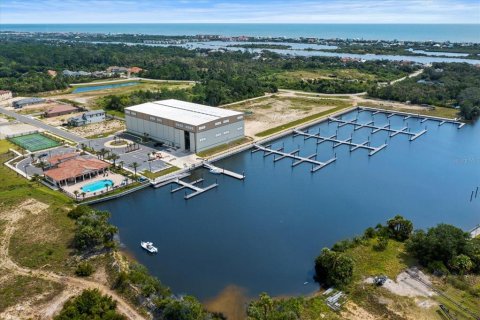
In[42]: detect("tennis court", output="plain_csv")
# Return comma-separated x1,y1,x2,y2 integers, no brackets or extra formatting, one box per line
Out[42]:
9,133,60,151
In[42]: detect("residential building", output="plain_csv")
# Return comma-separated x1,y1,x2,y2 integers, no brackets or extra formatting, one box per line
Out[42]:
13,97,46,109
125,99,244,153
44,104,80,118
68,110,106,126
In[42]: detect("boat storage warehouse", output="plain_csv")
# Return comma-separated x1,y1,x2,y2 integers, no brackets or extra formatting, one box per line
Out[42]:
125,99,244,153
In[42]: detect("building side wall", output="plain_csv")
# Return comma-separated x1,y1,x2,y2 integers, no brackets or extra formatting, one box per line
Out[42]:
195,121,244,152
125,115,244,152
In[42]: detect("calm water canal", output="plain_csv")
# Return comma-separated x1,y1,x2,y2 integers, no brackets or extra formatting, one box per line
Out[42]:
95,109,480,301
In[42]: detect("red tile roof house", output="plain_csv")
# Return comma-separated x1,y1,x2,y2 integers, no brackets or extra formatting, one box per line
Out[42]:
44,153,110,187
44,104,79,118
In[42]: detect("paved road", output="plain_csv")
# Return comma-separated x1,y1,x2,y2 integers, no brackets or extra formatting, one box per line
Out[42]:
0,107,85,143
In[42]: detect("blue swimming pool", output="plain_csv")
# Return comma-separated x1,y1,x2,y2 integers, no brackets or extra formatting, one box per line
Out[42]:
72,82,140,93
81,179,113,193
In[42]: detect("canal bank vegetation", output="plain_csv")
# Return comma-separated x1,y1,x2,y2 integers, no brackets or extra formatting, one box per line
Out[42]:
368,63,480,120
196,137,252,158
247,215,480,320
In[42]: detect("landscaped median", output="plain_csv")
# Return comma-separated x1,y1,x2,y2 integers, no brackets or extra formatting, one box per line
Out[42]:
255,105,352,137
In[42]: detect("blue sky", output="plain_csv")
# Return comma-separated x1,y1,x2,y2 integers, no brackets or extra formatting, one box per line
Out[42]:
0,0,479,24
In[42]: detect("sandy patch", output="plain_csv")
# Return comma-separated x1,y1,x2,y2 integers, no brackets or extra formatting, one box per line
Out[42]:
342,302,378,320
230,93,343,136
42,111,84,126
68,119,125,138
381,271,436,298
204,285,250,320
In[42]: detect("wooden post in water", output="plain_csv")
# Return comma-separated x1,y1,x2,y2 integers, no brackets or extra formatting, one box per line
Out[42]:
476,187,478,198
471,191,474,202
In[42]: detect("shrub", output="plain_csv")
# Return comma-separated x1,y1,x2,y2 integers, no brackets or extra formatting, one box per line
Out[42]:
67,205,92,220
374,236,389,251
54,289,125,320
363,227,376,239
73,209,118,252
75,261,94,277
449,254,474,275
386,215,413,241
315,248,354,288
427,260,449,276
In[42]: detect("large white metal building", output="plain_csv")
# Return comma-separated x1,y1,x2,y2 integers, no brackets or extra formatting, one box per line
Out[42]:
125,99,245,153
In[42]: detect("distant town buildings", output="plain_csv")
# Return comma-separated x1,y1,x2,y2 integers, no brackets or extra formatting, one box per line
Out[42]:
0,90,13,101
68,110,106,126
47,70,57,77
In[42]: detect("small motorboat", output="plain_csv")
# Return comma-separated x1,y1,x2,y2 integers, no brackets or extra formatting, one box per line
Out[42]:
209,168,222,174
140,241,158,253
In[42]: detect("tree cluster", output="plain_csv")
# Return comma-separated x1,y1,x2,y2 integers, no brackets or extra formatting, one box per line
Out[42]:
68,206,118,252
406,224,480,275
55,289,125,320
369,63,480,120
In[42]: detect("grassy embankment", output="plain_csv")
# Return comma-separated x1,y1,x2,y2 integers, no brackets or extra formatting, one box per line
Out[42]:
0,140,72,312
340,237,479,319
196,137,252,158
361,101,459,119
141,165,181,179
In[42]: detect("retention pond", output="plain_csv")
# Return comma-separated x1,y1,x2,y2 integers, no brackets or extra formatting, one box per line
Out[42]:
95,109,480,302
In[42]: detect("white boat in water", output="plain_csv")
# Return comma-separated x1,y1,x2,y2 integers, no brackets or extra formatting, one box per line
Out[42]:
140,241,158,253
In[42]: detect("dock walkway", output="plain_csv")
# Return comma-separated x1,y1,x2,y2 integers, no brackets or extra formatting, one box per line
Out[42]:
203,162,245,180
358,107,465,129
328,117,427,141
293,129,388,156
252,144,336,172
170,178,218,200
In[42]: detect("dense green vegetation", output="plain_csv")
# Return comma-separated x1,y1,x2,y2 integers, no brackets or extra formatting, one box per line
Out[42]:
369,63,480,120
68,206,117,252
55,289,126,320
407,224,480,275
1,40,413,106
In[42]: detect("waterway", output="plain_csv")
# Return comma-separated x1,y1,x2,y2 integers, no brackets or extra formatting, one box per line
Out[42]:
95,109,480,302
71,81,140,93
2,24,479,43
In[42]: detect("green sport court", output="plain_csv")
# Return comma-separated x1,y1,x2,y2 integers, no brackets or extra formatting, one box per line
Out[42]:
9,133,60,151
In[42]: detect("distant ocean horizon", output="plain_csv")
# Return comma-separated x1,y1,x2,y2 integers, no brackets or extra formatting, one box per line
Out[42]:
1,23,479,43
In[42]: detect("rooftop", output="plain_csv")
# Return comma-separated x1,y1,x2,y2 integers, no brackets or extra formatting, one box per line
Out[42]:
45,154,109,181
45,104,79,114
125,99,242,126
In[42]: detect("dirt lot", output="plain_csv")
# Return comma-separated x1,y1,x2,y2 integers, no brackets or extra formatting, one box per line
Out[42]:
68,119,125,138
229,92,353,136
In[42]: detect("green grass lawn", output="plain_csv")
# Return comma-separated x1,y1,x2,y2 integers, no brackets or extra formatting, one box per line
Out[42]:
196,137,252,158
361,102,459,119
141,166,180,179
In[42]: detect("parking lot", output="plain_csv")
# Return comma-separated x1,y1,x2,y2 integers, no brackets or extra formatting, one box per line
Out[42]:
86,133,169,174
16,145,77,177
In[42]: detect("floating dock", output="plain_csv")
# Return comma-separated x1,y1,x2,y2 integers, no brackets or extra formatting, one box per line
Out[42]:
358,107,465,129
203,162,245,180
328,117,427,141
170,178,218,200
252,143,336,172
293,129,388,156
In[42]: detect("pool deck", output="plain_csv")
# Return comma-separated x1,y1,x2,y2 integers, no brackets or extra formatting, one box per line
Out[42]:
62,172,129,199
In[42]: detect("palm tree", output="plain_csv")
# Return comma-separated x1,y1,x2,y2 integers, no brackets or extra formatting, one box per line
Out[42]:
81,192,86,200
30,153,35,163
105,183,109,192
73,190,79,200
130,162,139,178
119,161,124,170
31,173,41,185
38,161,48,172
110,153,120,166
99,148,107,160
